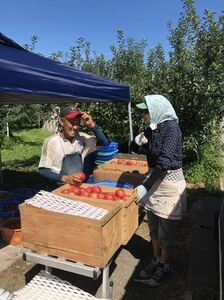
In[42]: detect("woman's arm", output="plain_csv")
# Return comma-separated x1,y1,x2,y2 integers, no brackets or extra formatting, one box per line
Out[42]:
142,165,167,190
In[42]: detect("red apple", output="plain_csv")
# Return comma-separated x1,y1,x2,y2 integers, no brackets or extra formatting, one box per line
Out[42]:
80,189,90,197
70,186,81,195
98,193,106,199
105,194,115,201
61,188,71,194
115,188,125,198
123,195,129,201
91,186,102,193
86,187,92,194
90,192,99,199
75,172,86,181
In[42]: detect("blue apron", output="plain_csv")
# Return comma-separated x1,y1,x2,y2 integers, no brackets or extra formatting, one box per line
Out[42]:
60,152,83,176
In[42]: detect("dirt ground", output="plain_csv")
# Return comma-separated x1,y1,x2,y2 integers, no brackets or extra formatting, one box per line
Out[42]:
0,187,197,300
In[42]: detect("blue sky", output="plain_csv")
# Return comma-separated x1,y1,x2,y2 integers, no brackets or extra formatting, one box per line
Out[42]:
1,0,223,58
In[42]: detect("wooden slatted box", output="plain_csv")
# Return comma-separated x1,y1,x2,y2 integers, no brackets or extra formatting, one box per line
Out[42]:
98,158,148,173
19,197,122,268
53,183,138,245
93,158,148,188
92,168,145,188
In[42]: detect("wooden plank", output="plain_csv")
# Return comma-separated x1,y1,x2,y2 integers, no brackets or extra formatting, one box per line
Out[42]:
102,209,122,263
121,199,138,245
23,242,104,267
0,245,24,273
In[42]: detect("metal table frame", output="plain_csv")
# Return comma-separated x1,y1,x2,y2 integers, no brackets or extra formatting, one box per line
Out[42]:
23,251,113,299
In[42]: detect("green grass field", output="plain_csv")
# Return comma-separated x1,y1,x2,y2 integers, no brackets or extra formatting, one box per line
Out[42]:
2,128,51,171
1,128,53,188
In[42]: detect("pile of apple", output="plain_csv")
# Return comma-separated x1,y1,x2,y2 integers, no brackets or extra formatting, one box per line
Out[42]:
109,159,147,167
61,185,130,201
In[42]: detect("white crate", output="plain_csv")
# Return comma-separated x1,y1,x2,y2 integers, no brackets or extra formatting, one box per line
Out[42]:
12,270,108,300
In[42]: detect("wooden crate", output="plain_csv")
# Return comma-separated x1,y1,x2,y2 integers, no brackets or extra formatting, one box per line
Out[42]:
115,153,147,161
98,158,148,173
19,198,122,268
92,168,145,188
53,183,138,245
94,158,148,188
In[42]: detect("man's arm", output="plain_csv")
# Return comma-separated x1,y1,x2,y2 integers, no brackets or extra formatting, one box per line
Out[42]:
81,112,109,146
91,125,109,146
39,168,83,185
39,167,62,182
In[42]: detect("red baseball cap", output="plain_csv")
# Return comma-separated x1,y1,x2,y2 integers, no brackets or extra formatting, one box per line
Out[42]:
59,105,82,119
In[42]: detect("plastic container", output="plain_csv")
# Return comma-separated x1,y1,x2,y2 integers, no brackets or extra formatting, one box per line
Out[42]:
0,191,21,205
96,149,119,156
0,217,22,245
12,187,35,201
99,141,118,151
0,210,19,218
86,177,133,189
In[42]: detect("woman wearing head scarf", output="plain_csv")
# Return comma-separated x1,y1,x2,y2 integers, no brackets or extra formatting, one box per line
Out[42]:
134,95,187,287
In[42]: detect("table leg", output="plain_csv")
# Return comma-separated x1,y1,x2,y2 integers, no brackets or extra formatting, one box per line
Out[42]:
102,261,113,299
45,265,52,274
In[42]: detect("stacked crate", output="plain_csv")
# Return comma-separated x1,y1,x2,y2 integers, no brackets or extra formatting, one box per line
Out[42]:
93,158,149,188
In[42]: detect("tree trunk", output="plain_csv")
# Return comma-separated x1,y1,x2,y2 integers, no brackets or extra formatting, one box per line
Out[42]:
6,123,9,138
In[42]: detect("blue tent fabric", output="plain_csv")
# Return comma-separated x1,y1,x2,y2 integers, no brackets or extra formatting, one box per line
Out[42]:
0,32,130,104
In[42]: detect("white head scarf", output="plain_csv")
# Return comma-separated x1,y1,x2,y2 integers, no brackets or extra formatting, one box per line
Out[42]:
145,95,178,130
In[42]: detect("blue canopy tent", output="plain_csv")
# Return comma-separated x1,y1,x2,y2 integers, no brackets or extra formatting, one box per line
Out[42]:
0,32,134,184
0,33,133,134
0,33,131,104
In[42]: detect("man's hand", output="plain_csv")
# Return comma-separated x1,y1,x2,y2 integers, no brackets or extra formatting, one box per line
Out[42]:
61,174,78,185
72,172,86,182
133,185,147,204
61,172,86,185
81,112,95,128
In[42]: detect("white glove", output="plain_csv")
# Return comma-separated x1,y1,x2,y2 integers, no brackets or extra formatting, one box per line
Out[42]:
135,132,148,146
134,185,147,203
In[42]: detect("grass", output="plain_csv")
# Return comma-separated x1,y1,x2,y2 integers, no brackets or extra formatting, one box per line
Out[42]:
1,128,51,172
1,128,54,189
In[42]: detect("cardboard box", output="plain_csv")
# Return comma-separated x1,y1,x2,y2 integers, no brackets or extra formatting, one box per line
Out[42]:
53,183,138,245
20,197,122,268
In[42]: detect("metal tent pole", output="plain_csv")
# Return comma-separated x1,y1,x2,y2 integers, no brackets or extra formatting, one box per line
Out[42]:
128,101,133,153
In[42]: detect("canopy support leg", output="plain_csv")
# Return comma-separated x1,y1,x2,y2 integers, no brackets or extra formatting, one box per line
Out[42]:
128,102,133,153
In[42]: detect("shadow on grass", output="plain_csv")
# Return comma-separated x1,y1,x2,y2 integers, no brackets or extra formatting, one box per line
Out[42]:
1,169,58,191
2,135,43,149
2,155,41,170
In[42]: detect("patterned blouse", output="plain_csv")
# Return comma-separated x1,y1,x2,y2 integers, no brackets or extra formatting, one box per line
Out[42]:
144,120,183,171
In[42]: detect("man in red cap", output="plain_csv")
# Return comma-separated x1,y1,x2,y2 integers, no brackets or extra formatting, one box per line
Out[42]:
38,105,109,185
